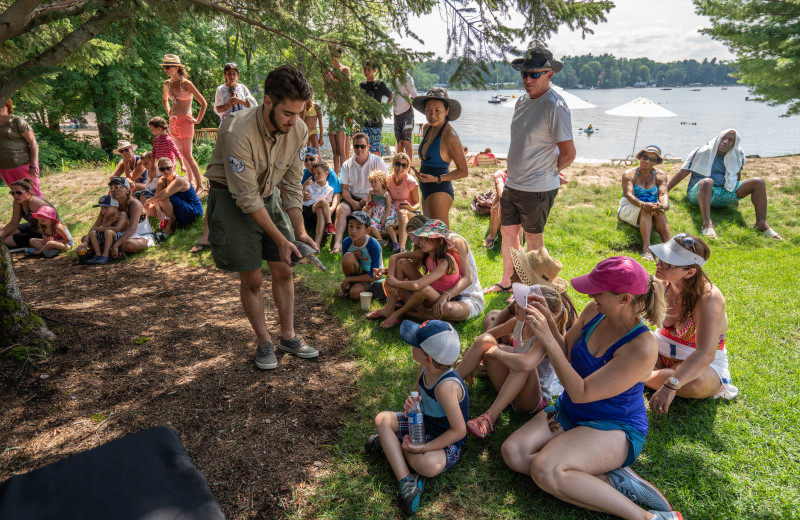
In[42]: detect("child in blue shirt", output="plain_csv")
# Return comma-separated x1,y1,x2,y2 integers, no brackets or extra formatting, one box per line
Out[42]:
340,210,383,300
366,320,469,516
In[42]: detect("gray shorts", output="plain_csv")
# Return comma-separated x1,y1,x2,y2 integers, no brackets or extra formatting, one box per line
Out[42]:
207,185,295,272
500,186,559,234
394,108,414,142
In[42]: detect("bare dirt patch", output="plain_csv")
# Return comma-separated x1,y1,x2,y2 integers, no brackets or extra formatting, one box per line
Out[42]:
0,255,355,519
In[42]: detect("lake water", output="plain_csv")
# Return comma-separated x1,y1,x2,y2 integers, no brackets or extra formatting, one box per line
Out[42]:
369,86,799,162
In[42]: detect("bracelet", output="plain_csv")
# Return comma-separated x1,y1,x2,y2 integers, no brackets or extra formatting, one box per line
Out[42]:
663,383,678,391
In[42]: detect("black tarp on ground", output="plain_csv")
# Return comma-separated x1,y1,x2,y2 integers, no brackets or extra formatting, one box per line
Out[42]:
0,426,224,520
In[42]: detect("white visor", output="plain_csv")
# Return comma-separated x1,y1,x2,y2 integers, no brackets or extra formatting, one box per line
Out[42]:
650,238,706,267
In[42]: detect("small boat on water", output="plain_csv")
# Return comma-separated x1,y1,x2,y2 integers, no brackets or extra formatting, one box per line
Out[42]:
661,88,672,90
488,94,508,104
721,87,728,90
691,88,701,91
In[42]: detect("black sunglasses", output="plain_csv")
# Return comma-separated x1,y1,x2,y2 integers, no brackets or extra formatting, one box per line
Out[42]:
521,70,549,79
656,259,691,271
304,157,316,162
673,233,698,254
394,162,409,168
640,155,659,162
9,190,25,196
159,166,174,172
353,144,367,150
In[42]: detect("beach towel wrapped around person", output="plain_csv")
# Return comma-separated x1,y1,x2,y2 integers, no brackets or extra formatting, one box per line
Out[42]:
680,128,745,193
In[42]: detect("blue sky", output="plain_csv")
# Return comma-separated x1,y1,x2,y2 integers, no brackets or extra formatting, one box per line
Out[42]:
398,0,735,62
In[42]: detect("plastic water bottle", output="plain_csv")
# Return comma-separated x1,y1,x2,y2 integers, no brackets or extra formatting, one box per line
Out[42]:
408,391,425,446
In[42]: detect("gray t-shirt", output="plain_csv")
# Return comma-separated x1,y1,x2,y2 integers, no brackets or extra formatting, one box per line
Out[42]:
506,88,573,192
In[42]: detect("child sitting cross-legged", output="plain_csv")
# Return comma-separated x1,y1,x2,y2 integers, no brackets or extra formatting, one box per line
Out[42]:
25,206,73,258
302,161,337,249
372,219,462,329
455,283,577,439
340,210,383,300
366,320,469,517
77,195,129,265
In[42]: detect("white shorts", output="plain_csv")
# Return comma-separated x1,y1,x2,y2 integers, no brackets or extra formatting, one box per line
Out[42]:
461,294,484,320
617,196,641,227
130,232,156,248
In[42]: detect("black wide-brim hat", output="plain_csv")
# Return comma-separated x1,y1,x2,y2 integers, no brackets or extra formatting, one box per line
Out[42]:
411,87,462,121
511,47,563,73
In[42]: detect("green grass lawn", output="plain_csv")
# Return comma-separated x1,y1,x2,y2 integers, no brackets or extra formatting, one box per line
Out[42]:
3,160,799,519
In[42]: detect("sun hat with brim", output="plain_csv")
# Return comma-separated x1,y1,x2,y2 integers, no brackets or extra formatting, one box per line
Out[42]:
509,247,568,292
571,256,649,295
636,145,663,164
649,237,707,267
31,206,59,223
113,139,138,155
411,87,462,121
400,319,461,365
409,219,453,246
160,54,186,68
511,47,563,73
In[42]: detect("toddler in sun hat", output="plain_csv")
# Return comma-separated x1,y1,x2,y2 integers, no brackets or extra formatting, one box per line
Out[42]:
365,319,469,516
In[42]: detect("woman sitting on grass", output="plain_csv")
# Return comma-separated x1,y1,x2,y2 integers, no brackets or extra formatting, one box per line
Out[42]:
502,256,684,520
1,178,57,249
106,176,155,258
25,206,72,258
456,283,577,439
143,158,203,236
373,219,462,329
646,233,738,414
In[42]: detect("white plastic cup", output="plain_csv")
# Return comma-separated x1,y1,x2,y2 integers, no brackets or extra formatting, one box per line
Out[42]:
360,291,372,311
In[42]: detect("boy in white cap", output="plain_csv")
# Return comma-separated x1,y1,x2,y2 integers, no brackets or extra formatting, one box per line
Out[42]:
365,319,469,516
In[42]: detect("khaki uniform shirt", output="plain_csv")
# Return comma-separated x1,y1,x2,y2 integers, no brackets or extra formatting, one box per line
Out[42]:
205,104,308,214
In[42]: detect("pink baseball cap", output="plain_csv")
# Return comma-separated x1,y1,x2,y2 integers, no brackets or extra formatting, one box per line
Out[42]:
570,256,649,295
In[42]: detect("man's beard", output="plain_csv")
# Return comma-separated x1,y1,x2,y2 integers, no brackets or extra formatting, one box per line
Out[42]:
269,107,287,135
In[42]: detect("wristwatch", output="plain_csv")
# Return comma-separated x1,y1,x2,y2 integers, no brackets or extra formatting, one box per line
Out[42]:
436,177,442,184
667,376,681,390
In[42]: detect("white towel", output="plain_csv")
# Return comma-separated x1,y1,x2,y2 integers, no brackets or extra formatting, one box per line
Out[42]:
681,128,745,192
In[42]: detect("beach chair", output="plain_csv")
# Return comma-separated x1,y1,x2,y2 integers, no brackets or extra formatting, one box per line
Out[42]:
475,154,499,167
611,155,635,167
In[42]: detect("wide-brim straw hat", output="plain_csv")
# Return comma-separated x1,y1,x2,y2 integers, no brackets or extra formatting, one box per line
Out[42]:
509,247,568,292
113,139,138,155
412,87,462,121
160,54,186,68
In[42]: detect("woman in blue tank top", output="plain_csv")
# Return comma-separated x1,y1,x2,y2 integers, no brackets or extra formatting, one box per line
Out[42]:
410,88,469,228
143,158,204,234
501,256,684,519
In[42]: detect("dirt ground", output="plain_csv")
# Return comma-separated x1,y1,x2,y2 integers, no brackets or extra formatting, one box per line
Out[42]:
0,255,355,519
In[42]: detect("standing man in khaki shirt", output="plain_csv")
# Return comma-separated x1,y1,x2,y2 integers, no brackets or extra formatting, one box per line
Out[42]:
205,65,320,370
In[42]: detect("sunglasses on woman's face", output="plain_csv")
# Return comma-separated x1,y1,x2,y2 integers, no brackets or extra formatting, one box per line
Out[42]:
640,155,658,162
159,166,174,172
110,185,126,191
394,162,409,168
9,190,25,196
120,148,132,154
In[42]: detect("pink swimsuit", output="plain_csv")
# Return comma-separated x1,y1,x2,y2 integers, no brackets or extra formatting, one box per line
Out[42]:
426,253,460,293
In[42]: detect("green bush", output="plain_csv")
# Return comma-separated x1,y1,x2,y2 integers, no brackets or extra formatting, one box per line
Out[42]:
33,124,109,169
193,141,214,167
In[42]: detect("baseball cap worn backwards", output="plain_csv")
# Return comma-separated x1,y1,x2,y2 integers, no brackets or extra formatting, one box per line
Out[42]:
400,320,461,365
570,256,649,295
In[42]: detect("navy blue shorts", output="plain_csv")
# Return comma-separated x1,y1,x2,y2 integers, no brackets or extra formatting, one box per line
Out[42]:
394,412,462,471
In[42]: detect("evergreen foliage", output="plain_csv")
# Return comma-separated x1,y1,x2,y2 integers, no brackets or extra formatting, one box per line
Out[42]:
694,0,800,116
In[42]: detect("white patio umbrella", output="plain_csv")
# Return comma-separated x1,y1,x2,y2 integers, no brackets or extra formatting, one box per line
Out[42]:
551,84,596,110
605,96,676,156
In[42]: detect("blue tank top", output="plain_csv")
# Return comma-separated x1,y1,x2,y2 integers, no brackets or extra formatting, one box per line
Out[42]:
419,121,450,176
625,168,658,203
418,368,469,449
169,184,204,219
558,313,650,436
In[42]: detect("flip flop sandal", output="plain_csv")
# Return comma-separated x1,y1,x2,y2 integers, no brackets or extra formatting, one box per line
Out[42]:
702,227,717,239
380,319,401,329
761,227,782,240
191,242,210,254
366,310,385,319
483,236,497,249
466,413,494,439
483,283,511,294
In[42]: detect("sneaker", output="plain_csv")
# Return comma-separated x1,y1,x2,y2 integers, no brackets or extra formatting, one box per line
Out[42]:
325,223,335,235
254,342,278,370
398,473,425,516
278,336,319,359
648,511,684,520
378,239,388,247
391,242,400,253
607,467,671,511
89,255,111,265
364,432,383,454
24,248,40,256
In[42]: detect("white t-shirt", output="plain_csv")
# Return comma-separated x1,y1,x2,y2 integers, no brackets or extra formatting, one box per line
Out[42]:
393,74,418,115
506,88,573,192
339,154,388,199
303,182,334,206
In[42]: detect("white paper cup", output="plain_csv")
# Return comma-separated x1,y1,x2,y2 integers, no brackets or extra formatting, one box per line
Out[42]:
360,291,372,311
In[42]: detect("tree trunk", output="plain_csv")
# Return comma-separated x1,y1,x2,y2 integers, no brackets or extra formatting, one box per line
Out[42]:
0,242,54,353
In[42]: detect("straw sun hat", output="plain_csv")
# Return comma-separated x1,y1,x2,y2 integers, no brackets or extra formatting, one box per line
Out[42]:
411,87,462,121
112,139,138,155
160,54,186,68
509,247,568,292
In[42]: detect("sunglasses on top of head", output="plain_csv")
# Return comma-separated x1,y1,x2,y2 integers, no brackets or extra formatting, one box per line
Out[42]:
521,70,550,79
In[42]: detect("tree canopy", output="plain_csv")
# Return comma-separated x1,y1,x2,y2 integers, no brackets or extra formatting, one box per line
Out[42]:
694,0,800,116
